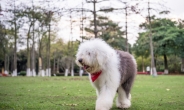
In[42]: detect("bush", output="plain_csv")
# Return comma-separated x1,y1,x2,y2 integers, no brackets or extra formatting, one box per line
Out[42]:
19,71,26,76
55,73,64,76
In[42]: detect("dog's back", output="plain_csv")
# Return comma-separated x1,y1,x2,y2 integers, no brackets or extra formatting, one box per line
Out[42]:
116,50,137,97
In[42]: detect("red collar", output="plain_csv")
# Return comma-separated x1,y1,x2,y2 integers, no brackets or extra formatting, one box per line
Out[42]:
91,70,102,82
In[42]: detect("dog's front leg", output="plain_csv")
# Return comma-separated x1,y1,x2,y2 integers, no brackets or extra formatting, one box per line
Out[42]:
95,87,116,110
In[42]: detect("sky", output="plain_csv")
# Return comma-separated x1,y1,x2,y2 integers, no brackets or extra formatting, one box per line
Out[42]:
56,0,184,45
1,0,184,47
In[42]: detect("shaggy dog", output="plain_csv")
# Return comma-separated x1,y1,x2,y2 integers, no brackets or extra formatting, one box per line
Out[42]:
76,38,137,110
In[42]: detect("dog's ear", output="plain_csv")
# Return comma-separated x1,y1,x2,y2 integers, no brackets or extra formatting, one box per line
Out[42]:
96,51,108,68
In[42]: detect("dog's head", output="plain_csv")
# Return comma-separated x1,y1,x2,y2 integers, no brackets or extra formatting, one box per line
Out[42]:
75,39,109,74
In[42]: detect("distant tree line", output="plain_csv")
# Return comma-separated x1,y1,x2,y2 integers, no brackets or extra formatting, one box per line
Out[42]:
133,16,184,73
0,0,184,76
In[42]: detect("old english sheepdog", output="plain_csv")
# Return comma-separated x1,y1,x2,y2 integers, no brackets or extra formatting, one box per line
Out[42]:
76,38,137,110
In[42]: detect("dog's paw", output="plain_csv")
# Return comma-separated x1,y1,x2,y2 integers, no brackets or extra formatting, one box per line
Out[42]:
95,97,113,110
95,102,111,110
95,108,108,110
117,104,131,109
116,99,131,109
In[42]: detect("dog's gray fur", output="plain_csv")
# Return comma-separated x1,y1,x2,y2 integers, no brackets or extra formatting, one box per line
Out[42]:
116,50,137,98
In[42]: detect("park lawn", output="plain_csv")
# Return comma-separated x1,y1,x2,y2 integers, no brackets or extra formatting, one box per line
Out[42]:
0,75,184,110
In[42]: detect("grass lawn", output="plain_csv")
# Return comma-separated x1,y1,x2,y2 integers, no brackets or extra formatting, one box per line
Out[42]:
0,75,184,110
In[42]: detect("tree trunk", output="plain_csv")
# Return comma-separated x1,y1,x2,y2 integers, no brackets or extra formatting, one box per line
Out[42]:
46,43,50,76
45,68,48,76
10,55,14,74
4,54,8,74
4,54,6,74
26,45,31,76
26,22,33,76
38,34,44,76
31,31,36,76
31,5,36,77
38,57,42,76
48,34,51,76
57,58,59,73
71,59,74,76
37,21,46,76
148,0,157,76
65,68,68,76
7,55,9,74
46,12,51,77
79,67,83,76
26,43,31,76
12,3,17,77
163,54,169,74
149,36,157,76
53,57,55,75
13,24,17,77
174,55,178,73
142,55,145,72
181,58,184,72
125,7,129,52
93,0,97,38
41,57,45,77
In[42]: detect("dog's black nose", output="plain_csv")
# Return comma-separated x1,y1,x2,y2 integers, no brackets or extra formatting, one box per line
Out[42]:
78,59,83,63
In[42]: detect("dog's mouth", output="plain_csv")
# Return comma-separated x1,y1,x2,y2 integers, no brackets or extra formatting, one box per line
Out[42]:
82,64,90,70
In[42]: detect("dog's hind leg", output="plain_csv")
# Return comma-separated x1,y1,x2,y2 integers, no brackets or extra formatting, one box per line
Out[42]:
116,86,131,109
116,76,134,109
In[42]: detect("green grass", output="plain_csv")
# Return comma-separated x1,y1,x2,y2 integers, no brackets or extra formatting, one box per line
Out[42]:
0,75,184,110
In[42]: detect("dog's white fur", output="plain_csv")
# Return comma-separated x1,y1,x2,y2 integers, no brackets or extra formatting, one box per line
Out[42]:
76,39,136,110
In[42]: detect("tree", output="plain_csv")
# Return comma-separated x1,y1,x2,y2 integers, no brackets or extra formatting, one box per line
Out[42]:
138,17,184,73
0,21,8,74
5,0,24,76
85,16,128,50
37,18,48,76
147,0,157,76
151,18,184,73
50,39,64,75
21,5,46,76
110,0,141,52
151,18,177,74
86,0,110,38
0,0,66,76
177,19,184,72
133,32,150,72
22,6,34,76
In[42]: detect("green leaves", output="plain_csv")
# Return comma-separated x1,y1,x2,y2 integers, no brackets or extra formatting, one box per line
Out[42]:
136,18,184,57
134,17,184,72
133,32,150,58
85,15,127,50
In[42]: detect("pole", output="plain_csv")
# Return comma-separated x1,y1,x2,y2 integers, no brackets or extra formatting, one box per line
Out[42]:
147,0,157,76
125,6,128,52
93,0,97,38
